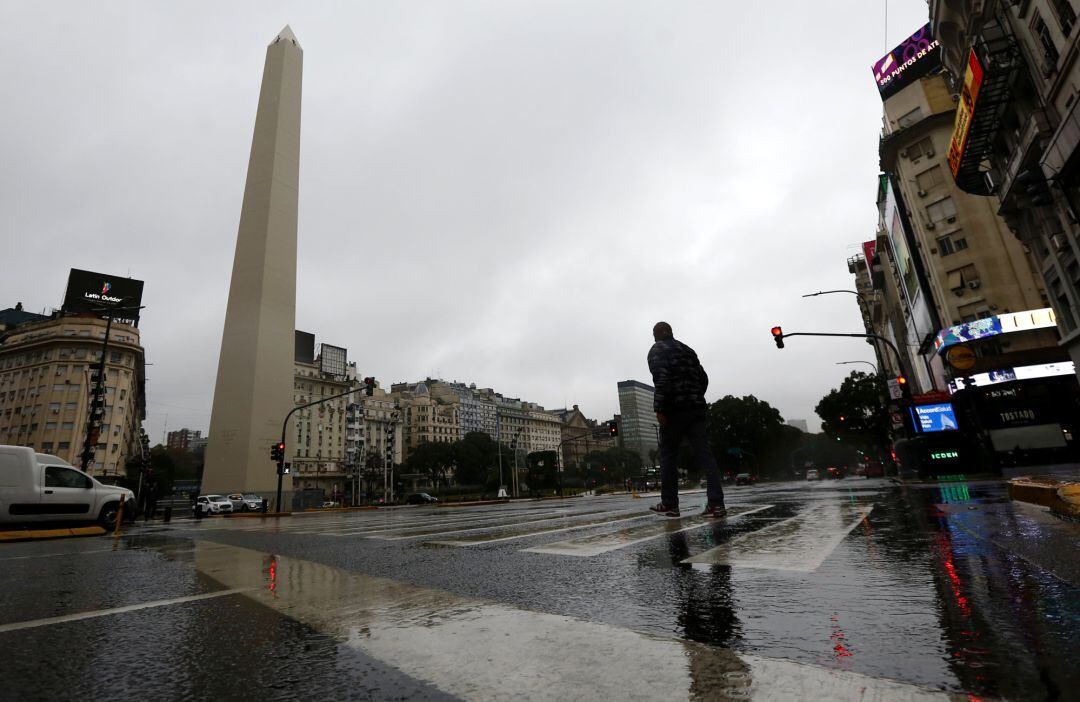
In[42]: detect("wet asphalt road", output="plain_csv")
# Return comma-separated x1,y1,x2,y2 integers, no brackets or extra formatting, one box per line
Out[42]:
2,477,1078,701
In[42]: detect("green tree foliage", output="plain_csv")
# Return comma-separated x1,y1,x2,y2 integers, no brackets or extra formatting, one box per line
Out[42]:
451,431,501,486
404,441,455,487
704,395,800,478
576,447,642,487
814,371,889,458
525,450,560,491
123,445,202,497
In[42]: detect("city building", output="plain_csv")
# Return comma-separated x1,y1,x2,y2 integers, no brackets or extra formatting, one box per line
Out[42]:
0,311,146,479
289,332,353,498
876,61,1056,392
617,380,659,465
930,0,1080,380
554,405,616,470
346,383,402,502
204,26,302,496
786,419,809,433
166,428,203,452
860,19,1080,471
391,379,562,459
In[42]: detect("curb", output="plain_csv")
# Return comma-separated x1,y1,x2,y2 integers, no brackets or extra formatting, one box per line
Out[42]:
300,506,377,513
222,512,291,518
1008,476,1080,520
0,526,107,543
436,499,511,508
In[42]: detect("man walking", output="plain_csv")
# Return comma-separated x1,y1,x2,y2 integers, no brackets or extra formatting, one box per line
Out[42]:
646,322,725,517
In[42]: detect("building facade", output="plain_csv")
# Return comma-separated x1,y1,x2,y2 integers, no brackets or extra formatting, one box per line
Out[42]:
0,313,146,479
167,428,203,453
555,405,616,470
931,0,1080,380
617,380,659,465
289,344,353,497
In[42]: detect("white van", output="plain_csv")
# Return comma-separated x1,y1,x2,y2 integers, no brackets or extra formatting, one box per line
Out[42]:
0,445,135,527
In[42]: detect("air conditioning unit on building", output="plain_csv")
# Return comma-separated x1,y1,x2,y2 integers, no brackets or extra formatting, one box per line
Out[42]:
926,221,936,229
918,189,928,197
926,149,935,157
947,216,956,223
967,280,981,289
899,150,908,158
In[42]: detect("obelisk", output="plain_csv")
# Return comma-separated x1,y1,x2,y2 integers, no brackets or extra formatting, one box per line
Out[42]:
203,26,302,495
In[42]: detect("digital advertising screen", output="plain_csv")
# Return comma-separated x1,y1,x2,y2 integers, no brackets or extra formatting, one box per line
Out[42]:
910,403,959,433
61,268,144,325
872,23,942,100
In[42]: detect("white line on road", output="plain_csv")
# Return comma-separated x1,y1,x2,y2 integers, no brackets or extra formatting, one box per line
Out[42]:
369,509,636,541
522,505,774,556
682,503,873,571
428,513,655,546
0,588,250,633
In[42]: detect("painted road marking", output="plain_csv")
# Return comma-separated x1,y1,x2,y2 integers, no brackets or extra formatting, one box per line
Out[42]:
682,502,873,571
0,588,249,633
522,504,774,556
330,508,583,536
370,509,636,541
186,540,952,700
428,513,655,546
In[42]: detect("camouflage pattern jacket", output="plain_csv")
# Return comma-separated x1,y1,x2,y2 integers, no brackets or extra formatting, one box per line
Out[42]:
647,338,709,412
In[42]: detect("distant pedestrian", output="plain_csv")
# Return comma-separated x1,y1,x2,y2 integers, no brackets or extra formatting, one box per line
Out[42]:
646,322,725,518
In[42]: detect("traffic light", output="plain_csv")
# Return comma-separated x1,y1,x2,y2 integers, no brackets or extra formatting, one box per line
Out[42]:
363,377,376,396
607,419,618,437
771,326,784,349
270,441,285,462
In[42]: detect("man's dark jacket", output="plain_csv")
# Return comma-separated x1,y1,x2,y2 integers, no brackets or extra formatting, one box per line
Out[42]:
647,338,709,412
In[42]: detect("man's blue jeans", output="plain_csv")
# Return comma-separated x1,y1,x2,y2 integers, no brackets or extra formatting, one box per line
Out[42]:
658,407,724,509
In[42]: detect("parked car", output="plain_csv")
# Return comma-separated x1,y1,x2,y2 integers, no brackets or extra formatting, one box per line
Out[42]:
192,494,234,516
0,445,136,527
405,493,438,505
734,473,756,486
320,501,340,508
825,466,846,480
806,469,820,481
228,493,264,512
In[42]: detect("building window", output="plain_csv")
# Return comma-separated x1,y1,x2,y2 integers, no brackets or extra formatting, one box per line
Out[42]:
1051,0,1076,37
897,106,924,129
927,197,957,223
1034,13,1061,66
916,165,945,192
62,422,74,430
906,137,935,160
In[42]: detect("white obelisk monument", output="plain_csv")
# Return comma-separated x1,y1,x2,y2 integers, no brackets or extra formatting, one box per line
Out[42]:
203,26,302,495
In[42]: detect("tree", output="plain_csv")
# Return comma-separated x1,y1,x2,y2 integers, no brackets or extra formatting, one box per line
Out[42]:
404,441,455,487
525,451,559,492
451,431,500,486
814,371,890,459
704,395,797,478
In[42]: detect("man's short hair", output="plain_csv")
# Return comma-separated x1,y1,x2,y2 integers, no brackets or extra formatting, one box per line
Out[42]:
653,322,673,340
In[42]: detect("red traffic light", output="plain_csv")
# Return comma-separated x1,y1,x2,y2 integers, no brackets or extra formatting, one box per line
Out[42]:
896,376,907,385
770,326,784,349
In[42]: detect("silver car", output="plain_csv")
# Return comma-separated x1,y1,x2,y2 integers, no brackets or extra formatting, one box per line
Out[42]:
193,494,234,516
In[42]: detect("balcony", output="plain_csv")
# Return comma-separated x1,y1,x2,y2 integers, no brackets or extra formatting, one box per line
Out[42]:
998,108,1054,203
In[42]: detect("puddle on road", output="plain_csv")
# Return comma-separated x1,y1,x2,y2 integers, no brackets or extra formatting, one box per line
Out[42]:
172,539,955,701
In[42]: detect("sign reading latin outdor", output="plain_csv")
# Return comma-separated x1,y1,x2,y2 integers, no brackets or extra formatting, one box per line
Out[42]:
61,268,144,325
948,50,985,177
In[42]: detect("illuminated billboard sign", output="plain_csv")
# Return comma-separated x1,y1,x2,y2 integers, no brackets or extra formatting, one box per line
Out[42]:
949,361,1075,391
910,403,959,433
935,307,1057,351
862,241,877,266
61,269,144,325
948,50,985,177
872,24,942,100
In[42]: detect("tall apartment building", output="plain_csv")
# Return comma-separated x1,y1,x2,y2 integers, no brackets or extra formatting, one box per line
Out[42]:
166,428,203,452
289,333,354,497
875,62,1057,391
0,311,147,479
617,380,659,465
931,0,1080,379
861,20,1080,469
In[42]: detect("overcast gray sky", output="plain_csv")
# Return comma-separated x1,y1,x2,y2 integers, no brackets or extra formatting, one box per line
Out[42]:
1,1,931,442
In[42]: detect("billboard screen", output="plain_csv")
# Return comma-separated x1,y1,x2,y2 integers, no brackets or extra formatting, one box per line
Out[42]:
872,24,942,100
320,344,347,378
295,331,315,364
61,269,144,325
910,403,959,433
948,50,985,176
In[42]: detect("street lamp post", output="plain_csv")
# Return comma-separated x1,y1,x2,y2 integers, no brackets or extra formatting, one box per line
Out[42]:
803,290,888,375
836,360,879,374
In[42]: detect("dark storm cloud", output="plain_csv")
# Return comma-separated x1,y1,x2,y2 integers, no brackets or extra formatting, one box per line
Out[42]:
0,1,931,439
